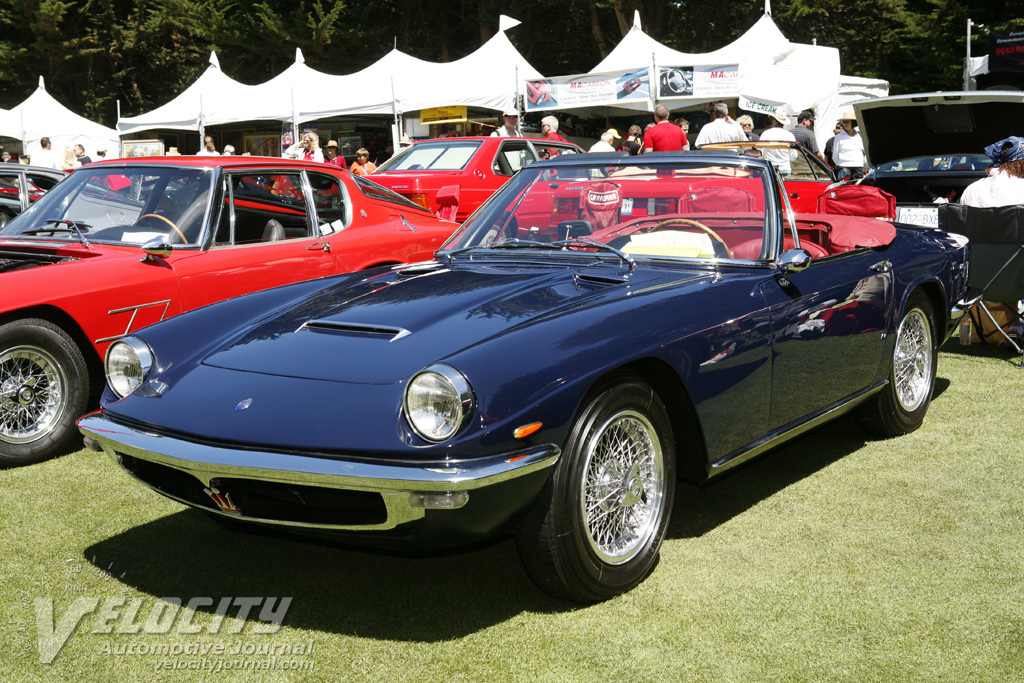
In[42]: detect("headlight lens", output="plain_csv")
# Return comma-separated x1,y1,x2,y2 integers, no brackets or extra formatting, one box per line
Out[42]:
403,364,474,442
105,337,154,399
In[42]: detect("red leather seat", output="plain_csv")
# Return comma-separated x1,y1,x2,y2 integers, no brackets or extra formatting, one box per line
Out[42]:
732,237,828,260
679,186,756,213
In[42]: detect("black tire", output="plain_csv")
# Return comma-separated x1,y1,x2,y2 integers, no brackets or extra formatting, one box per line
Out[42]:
516,374,676,603
0,319,89,467
857,291,937,437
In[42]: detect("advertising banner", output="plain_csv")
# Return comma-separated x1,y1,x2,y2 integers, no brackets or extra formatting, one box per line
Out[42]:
989,31,1024,72
524,68,651,111
420,106,468,124
656,65,739,99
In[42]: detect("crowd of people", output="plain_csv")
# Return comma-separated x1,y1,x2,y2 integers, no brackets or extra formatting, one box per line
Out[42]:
3,137,105,170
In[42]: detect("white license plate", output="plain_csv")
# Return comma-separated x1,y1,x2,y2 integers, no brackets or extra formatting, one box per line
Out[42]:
897,206,940,227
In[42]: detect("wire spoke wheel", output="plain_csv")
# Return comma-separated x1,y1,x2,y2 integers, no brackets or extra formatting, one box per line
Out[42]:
580,410,664,565
893,308,933,412
0,344,68,443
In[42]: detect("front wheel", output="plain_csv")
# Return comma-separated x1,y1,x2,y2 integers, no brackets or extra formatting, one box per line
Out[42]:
857,291,937,437
0,319,89,467
516,375,676,603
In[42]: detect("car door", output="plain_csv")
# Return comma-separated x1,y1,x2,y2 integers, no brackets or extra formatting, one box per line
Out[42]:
760,247,891,430
173,169,338,311
0,170,26,223
782,148,836,213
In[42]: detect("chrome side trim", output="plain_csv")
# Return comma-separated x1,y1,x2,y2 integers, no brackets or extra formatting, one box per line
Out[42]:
78,414,560,531
709,383,886,476
96,300,173,344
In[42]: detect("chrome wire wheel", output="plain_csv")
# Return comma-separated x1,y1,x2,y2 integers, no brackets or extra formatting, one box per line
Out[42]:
893,307,933,413
0,344,68,444
579,409,665,565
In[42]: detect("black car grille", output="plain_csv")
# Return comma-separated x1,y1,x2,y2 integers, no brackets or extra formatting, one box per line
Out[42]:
118,454,388,526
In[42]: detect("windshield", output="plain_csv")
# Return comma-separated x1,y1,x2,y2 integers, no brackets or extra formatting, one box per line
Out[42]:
0,166,212,246
375,140,482,172
875,154,990,173
443,159,775,261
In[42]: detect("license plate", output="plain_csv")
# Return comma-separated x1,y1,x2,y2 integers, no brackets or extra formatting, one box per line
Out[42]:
897,206,940,227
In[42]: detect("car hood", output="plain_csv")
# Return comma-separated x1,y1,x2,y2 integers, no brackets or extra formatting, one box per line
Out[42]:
853,91,1024,166
202,260,698,384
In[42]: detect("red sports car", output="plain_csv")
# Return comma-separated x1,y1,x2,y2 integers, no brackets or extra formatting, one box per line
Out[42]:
0,156,456,466
370,136,584,223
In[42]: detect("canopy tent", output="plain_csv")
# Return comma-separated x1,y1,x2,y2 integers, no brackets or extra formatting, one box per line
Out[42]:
0,77,120,159
117,17,542,143
117,53,291,140
529,9,887,150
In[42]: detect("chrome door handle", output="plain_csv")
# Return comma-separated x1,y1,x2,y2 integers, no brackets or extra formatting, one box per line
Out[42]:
870,260,891,273
307,241,330,252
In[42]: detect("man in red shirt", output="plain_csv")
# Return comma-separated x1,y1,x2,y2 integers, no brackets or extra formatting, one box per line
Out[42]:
642,104,687,153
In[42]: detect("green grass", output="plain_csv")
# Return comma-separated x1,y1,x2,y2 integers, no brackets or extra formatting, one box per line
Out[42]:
3,342,1024,682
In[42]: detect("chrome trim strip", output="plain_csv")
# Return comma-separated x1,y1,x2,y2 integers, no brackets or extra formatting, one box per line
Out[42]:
78,414,560,531
709,383,886,476
96,300,173,344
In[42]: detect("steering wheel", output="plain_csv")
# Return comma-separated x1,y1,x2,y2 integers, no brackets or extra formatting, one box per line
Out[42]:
651,218,733,258
137,213,188,244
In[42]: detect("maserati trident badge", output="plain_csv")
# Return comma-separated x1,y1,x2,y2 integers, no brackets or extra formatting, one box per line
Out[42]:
203,486,241,515
235,398,253,411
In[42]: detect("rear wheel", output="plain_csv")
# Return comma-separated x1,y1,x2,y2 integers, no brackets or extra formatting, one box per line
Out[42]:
516,375,676,603
0,319,89,467
857,291,936,437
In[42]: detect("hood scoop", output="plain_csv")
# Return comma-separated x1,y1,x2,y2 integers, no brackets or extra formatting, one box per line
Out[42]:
299,320,411,342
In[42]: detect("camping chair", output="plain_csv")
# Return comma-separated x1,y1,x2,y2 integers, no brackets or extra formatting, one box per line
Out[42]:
939,203,1024,368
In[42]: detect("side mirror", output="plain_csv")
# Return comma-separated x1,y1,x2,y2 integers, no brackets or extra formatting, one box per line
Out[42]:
140,238,172,263
777,248,813,287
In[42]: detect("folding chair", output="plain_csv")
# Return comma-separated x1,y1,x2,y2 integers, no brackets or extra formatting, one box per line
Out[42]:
939,203,1024,367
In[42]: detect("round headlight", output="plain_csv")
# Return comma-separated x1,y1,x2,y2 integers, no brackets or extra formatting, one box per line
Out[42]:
105,337,154,399
403,364,474,442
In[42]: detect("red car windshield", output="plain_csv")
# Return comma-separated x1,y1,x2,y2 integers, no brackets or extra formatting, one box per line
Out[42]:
1,167,212,246
376,141,482,172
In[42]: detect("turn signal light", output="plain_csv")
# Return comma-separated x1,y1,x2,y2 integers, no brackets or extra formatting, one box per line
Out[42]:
552,198,577,214
406,193,431,210
513,422,543,439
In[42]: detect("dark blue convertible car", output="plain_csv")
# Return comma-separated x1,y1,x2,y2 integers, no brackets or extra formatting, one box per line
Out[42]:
79,152,972,603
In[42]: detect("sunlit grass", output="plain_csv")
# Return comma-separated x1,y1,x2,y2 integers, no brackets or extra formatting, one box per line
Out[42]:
2,342,1023,682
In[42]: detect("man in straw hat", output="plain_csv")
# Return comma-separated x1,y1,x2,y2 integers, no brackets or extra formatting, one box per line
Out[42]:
758,110,797,175
324,140,345,167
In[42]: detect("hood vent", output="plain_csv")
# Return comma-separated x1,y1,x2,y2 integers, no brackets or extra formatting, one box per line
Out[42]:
299,320,411,342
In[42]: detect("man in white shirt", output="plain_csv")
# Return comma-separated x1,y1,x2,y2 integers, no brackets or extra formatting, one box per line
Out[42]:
758,111,797,175
589,130,619,153
490,108,522,137
30,137,61,169
694,103,746,148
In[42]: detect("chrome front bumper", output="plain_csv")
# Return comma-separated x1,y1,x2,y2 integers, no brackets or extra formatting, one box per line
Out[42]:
79,413,560,532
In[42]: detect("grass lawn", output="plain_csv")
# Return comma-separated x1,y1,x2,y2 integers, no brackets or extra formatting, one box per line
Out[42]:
2,341,1023,682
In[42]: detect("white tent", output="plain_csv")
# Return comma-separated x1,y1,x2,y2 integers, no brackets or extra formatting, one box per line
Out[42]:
117,17,542,142
0,77,120,159
117,53,291,140
582,10,887,150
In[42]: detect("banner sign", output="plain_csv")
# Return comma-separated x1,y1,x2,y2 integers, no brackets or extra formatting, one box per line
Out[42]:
656,65,739,99
525,68,651,111
420,106,468,124
989,31,1024,72
737,95,787,118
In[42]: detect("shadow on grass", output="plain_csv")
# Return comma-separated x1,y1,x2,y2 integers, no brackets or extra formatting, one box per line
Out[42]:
669,413,868,540
85,509,571,641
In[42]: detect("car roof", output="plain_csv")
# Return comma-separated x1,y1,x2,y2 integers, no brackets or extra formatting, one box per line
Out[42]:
78,156,341,172
852,90,1024,166
0,164,67,176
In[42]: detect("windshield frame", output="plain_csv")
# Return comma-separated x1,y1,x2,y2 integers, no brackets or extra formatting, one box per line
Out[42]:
439,154,782,268
0,164,217,249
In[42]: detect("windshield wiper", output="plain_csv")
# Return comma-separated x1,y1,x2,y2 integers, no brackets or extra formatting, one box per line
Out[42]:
22,220,93,249
453,237,635,272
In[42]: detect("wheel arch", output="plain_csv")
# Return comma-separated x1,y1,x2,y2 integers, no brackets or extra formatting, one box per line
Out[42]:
0,305,103,395
585,357,709,484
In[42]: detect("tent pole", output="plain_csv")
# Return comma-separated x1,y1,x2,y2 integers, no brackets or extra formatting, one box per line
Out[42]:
391,77,400,152
650,52,657,111
514,65,521,134
291,87,298,149
199,94,205,148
